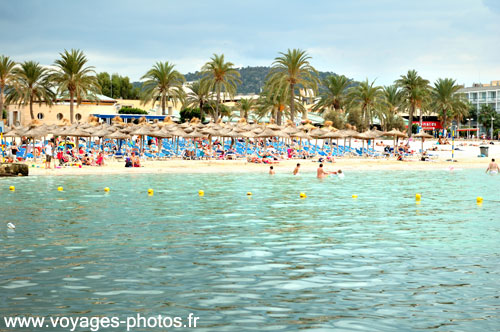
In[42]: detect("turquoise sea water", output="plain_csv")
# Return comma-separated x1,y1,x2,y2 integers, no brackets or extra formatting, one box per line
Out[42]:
1,170,499,331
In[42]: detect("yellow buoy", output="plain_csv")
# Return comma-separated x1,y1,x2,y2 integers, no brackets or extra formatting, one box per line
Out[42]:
352,194,358,199
415,193,421,201
300,192,307,199
198,190,204,196
476,196,483,204
247,192,252,196
57,186,63,191
147,188,154,195
9,186,15,191
104,187,110,192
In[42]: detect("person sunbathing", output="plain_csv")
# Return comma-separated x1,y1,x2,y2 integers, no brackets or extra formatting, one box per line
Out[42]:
82,154,92,166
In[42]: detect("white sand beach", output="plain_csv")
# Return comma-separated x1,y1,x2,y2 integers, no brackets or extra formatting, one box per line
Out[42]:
27,139,497,176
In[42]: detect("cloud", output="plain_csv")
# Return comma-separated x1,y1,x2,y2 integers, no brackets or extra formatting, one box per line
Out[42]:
1,0,499,85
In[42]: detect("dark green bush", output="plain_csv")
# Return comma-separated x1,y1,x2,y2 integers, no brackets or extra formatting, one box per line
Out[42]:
118,107,148,115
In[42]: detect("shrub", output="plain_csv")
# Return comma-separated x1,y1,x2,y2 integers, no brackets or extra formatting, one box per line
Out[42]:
118,107,148,115
180,108,205,123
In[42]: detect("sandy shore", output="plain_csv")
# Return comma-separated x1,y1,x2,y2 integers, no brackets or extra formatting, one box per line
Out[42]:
27,158,490,176
23,139,497,176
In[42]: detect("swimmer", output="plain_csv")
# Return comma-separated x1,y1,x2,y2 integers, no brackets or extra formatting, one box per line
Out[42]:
337,169,345,179
269,166,275,175
486,158,499,175
317,163,331,178
293,163,300,175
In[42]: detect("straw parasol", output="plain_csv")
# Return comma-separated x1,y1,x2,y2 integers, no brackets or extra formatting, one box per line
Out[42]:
414,131,434,154
290,131,311,140
63,127,92,137
3,126,26,137
384,128,408,138
383,128,408,155
105,131,131,140
184,130,206,138
256,127,282,138
282,126,299,135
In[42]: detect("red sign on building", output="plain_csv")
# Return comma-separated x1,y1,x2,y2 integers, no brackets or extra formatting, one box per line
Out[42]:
411,121,442,130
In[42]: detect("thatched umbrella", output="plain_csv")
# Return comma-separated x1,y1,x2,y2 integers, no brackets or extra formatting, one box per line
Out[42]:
255,127,281,138
320,130,347,154
3,126,26,138
167,127,187,155
282,126,299,135
105,131,131,140
353,131,377,155
23,126,48,162
184,130,207,157
131,125,156,152
290,130,312,152
337,129,359,153
308,128,327,151
383,128,408,155
413,131,434,154
266,123,282,130
148,128,173,153
104,131,130,152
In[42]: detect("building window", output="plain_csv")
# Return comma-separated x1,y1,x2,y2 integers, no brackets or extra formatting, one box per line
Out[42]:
75,113,82,121
37,113,44,120
57,113,64,120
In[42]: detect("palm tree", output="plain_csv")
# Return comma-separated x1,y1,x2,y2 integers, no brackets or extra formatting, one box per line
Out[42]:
378,85,403,131
256,87,289,124
201,54,241,122
52,49,100,123
0,55,17,121
267,49,319,122
395,70,430,136
184,80,210,120
348,79,383,131
236,98,256,121
379,107,405,131
6,61,55,120
431,78,468,130
141,61,185,116
313,74,351,113
382,85,402,114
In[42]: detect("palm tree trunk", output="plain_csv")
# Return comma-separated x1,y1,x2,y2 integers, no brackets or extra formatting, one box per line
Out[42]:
167,95,173,116
276,110,282,126
199,101,204,122
215,84,221,122
290,83,295,122
0,87,4,121
70,90,75,124
161,94,166,115
30,96,34,120
407,103,415,137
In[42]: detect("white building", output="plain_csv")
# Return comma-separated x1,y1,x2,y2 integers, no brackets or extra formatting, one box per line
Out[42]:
458,80,500,113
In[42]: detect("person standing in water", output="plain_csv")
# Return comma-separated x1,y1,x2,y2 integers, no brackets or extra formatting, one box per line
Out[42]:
44,142,54,169
317,163,332,178
269,166,275,175
486,158,499,174
293,163,300,175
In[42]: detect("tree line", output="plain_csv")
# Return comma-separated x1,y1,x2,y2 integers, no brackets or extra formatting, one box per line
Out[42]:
0,48,493,136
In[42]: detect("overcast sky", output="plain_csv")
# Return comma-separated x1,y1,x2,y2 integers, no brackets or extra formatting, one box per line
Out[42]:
1,0,499,86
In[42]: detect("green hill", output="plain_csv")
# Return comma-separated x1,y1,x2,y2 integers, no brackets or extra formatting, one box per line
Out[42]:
183,66,340,94
133,66,344,95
